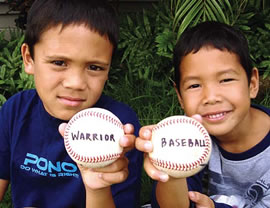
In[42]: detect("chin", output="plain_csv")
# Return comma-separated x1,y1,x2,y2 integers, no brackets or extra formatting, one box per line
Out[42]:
205,126,231,138
53,111,76,121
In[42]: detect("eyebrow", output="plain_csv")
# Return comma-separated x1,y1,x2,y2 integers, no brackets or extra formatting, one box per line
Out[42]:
45,55,110,67
181,76,200,85
216,68,240,76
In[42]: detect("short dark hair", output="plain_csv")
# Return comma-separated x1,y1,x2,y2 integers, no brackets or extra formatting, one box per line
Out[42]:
24,0,119,58
173,21,253,90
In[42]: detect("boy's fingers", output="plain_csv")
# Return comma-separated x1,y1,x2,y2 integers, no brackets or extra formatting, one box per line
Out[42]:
189,191,215,208
135,125,155,152
144,155,169,182
123,123,134,134
98,167,129,184
91,157,129,173
190,114,203,123
120,135,135,150
135,138,153,152
138,125,155,139
58,123,67,137
120,124,136,153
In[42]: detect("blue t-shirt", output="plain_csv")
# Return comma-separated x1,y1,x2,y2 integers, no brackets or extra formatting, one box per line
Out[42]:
0,89,143,208
151,104,270,208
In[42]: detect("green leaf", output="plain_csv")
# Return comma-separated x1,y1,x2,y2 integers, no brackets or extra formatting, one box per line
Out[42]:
265,23,270,30
205,3,218,21
206,0,228,23
143,9,152,35
177,2,203,38
173,0,198,30
260,60,270,67
0,94,7,104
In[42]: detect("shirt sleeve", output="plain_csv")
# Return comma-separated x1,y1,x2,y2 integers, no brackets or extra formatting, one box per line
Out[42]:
0,103,12,180
211,192,270,208
213,201,233,208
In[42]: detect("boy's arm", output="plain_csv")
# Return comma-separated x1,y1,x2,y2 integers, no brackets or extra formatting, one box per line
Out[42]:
85,187,115,208
59,123,135,208
156,178,189,207
75,153,129,208
136,126,190,208
0,179,9,201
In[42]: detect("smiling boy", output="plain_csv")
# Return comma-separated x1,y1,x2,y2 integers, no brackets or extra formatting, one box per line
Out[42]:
136,21,270,208
0,0,143,207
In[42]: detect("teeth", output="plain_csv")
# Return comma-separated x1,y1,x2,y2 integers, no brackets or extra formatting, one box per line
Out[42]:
207,112,225,119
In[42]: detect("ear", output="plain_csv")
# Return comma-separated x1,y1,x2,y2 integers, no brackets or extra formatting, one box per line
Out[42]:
21,43,34,75
249,67,259,99
173,81,184,110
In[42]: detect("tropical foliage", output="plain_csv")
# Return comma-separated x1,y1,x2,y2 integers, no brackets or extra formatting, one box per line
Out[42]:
0,29,34,106
1,0,270,206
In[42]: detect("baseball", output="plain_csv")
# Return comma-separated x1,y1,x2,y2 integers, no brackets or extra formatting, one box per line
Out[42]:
149,115,212,178
64,107,124,168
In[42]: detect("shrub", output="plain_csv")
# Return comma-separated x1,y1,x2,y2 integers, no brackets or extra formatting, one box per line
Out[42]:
0,29,35,106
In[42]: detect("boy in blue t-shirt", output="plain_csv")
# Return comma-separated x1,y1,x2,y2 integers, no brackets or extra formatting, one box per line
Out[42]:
0,0,143,207
136,21,270,208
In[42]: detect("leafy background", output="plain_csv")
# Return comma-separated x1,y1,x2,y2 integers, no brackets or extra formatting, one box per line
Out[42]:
0,0,270,207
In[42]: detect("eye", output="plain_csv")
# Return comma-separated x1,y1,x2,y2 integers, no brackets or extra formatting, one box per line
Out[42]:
221,78,234,83
187,84,200,89
51,60,66,67
88,65,104,71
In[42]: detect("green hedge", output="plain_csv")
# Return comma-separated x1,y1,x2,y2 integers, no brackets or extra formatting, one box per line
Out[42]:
1,0,270,206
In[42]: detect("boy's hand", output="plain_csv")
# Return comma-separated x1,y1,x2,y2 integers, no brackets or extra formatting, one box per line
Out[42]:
135,125,169,182
77,157,129,190
120,123,136,153
135,114,203,183
59,123,135,190
189,191,215,208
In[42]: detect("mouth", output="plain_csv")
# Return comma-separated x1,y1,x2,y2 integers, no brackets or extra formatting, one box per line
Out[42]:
58,96,86,107
202,111,230,121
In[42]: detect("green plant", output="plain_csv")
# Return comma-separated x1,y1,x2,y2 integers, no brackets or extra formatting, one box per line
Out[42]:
243,8,270,79
105,63,183,206
0,185,12,208
247,0,270,11
0,29,35,106
145,0,252,62
2,1,270,207
172,0,235,39
116,9,172,83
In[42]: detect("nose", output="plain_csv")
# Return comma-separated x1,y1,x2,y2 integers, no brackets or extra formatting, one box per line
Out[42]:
62,68,87,90
202,85,221,105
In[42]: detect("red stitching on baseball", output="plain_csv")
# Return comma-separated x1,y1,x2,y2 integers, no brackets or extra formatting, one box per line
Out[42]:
151,116,211,171
64,109,124,164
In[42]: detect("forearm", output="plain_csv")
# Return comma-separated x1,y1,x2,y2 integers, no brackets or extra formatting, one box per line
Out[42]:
156,178,189,208
85,187,115,208
0,179,9,201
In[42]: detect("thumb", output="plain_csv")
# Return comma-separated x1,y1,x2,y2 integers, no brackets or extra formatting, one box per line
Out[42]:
58,123,67,137
191,114,202,123
189,191,214,208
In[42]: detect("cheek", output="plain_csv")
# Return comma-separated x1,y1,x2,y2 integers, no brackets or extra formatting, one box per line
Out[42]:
226,83,250,102
180,95,198,115
88,75,108,89
35,73,60,88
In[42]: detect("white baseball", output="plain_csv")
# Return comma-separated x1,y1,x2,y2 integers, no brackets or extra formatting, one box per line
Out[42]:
149,115,212,178
64,107,124,168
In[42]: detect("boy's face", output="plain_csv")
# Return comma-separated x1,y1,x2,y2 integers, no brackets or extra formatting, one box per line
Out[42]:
22,24,113,121
176,47,259,139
